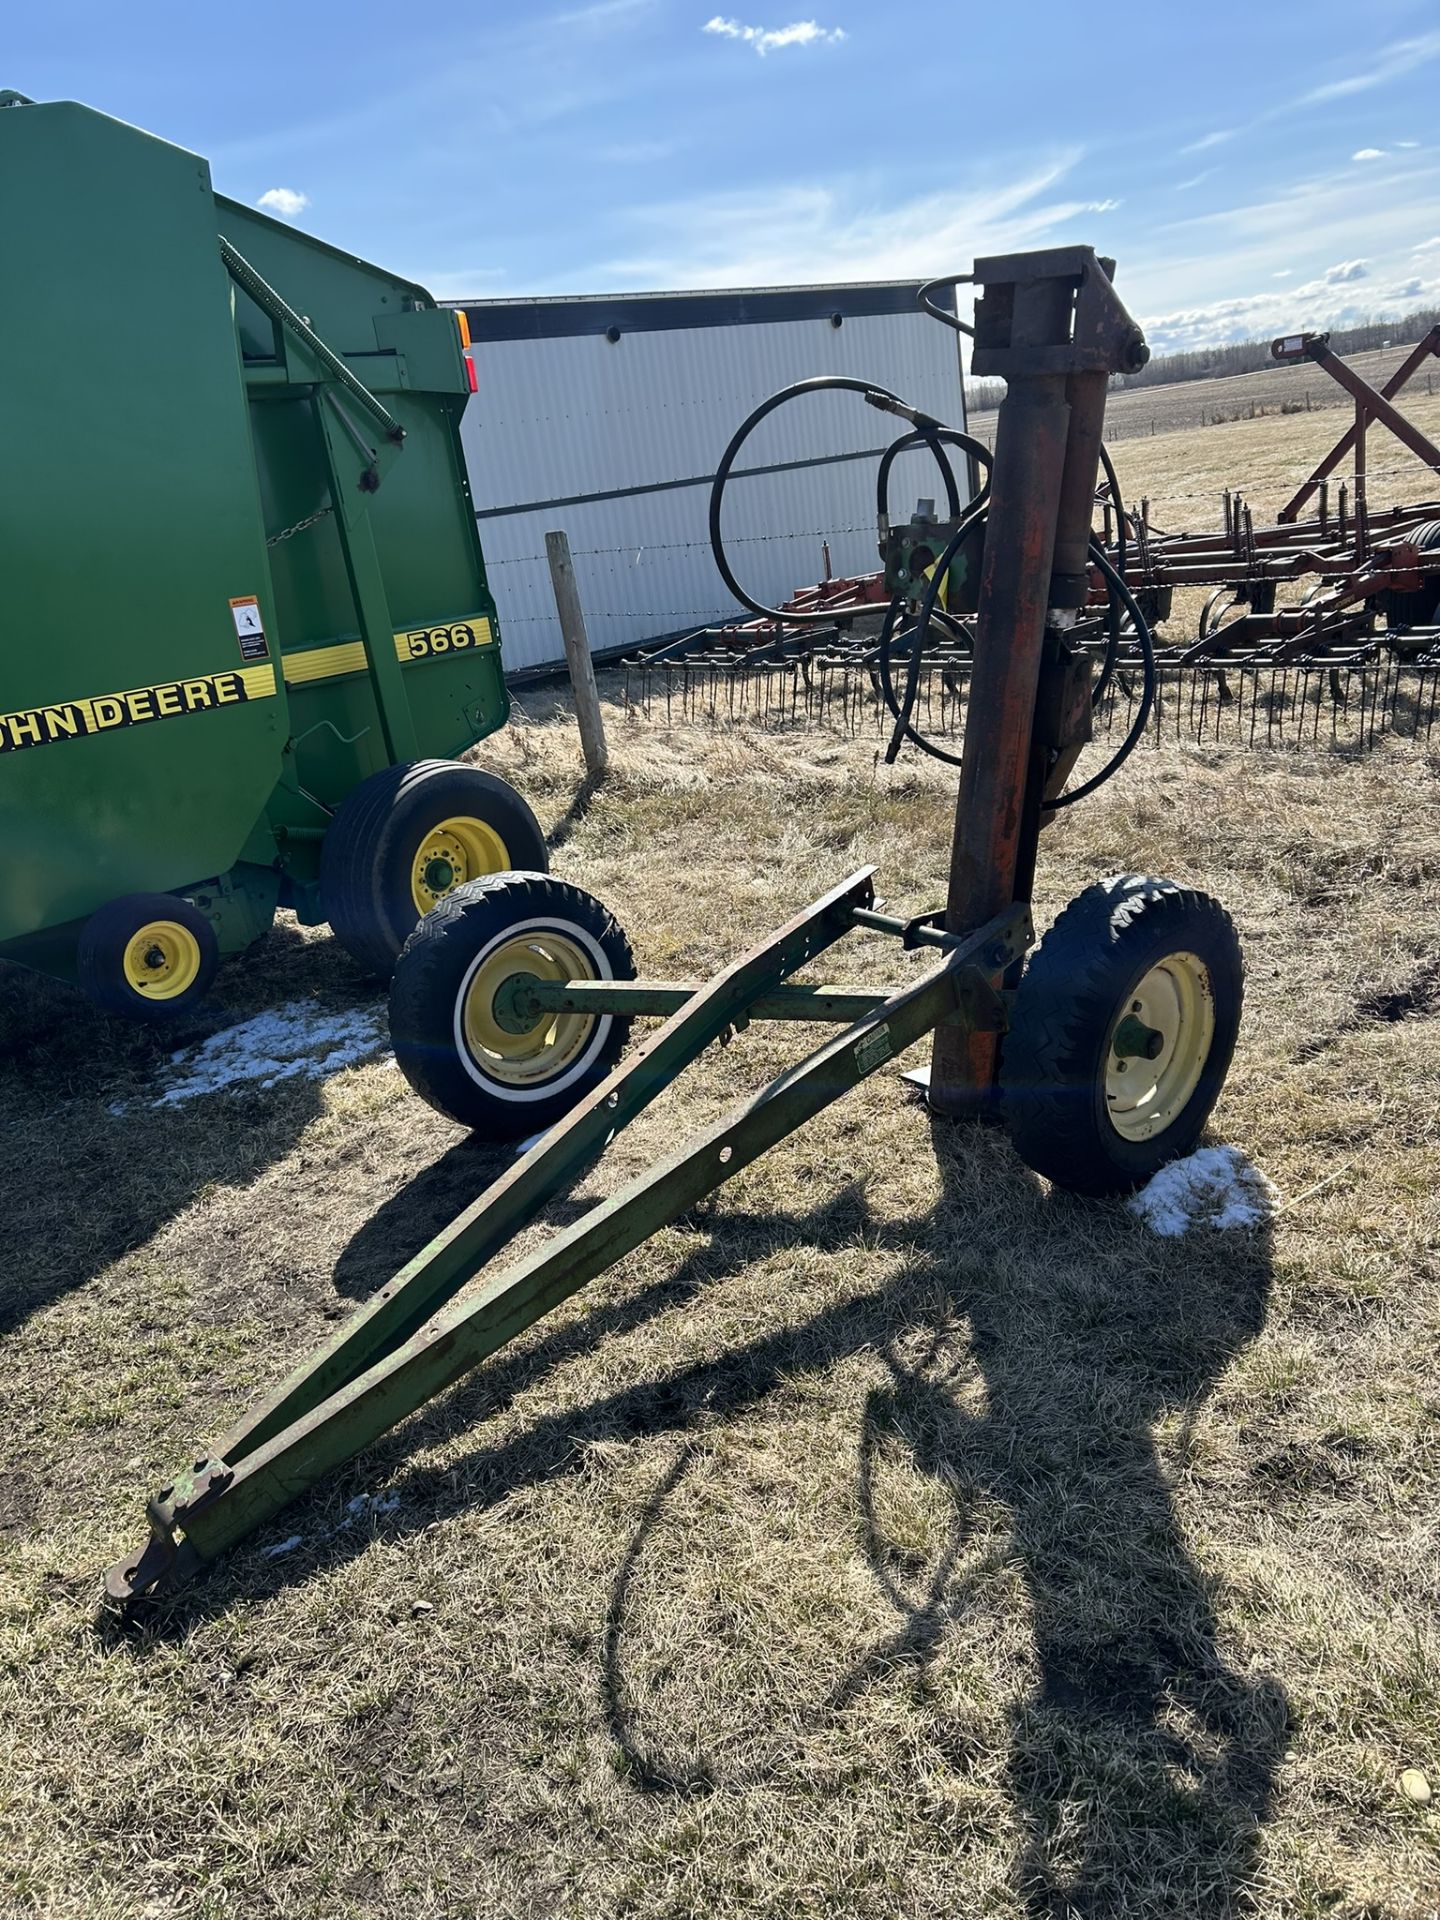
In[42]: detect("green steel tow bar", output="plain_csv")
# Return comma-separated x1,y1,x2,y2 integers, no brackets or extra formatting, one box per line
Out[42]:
104,870,1031,1608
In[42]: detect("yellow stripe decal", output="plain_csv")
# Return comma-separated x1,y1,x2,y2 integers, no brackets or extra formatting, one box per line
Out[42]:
282,641,368,686
238,663,279,699
0,665,277,757
282,615,495,687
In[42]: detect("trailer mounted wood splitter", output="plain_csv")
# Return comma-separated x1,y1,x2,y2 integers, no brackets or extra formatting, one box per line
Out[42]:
105,248,1245,1610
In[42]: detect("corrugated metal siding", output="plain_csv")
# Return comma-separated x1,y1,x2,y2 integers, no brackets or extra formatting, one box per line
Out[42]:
461,305,967,673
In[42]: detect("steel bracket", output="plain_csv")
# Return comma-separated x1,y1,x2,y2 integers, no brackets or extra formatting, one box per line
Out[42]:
971,247,1149,382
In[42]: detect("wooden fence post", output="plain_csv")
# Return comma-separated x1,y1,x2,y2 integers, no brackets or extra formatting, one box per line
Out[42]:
545,530,609,776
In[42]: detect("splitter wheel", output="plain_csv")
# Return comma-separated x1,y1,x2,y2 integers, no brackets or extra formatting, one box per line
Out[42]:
1000,873,1243,1196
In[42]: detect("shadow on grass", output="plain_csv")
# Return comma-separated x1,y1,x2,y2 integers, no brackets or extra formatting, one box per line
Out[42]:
331,1132,519,1301
0,920,380,1339
544,766,610,856
104,1121,1285,1912
594,1129,1286,1911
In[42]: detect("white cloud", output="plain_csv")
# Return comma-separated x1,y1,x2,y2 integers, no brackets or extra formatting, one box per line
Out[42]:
1175,169,1215,192
1175,39,1440,164
1141,150,1440,319
1139,266,1439,356
1180,129,1235,155
1415,236,1440,253
1298,30,1440,106
1321,258,1367,283
1273,269,1293,278
702,15,845,53
1352,148,1384,161
583,154,1120,297
553,0,653,25
256,187,309,219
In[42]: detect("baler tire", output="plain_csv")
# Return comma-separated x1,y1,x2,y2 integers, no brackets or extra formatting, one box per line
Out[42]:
77,891,219,1022
321,760,547,979
999,873,1243,1197
389,871,635,1137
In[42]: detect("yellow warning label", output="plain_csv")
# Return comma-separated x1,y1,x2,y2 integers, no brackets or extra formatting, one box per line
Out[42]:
0,663,277,756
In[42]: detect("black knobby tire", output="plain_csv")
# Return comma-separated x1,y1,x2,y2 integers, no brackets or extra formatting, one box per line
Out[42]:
1378,519,1440,629
320,760,548,979
77,891,219,1022
1000,873,1243,1196
389,871,635,1137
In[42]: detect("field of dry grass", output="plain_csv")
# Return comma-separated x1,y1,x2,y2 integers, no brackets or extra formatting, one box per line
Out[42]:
1100,381,1440,537
970,342,1440,449
3,403,1440,1919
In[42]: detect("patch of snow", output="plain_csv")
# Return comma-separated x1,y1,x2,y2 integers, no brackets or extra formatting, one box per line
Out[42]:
258,1495,401,1570
514,1128,551,1156
1128,1145,1278,1238
123,1000,390,1108
343,1492,402,1524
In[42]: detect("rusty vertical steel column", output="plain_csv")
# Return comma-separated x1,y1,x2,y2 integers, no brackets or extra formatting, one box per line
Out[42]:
928,250,1147,1116
928,278,1073,1113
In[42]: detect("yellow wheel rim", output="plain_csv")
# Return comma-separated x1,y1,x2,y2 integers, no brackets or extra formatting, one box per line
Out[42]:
1105,952,1215,1142
411,815,510,915
461,931,599,1088
122,920,203,1002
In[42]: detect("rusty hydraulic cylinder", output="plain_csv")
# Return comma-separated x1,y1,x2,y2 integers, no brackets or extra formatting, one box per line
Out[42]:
929,376,1069,1106
928,250,1147,1115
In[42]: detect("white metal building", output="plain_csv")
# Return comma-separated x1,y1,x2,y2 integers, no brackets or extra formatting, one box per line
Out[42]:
446,283,969,674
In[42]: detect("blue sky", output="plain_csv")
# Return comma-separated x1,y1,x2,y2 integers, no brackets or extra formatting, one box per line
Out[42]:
10,0,1440,355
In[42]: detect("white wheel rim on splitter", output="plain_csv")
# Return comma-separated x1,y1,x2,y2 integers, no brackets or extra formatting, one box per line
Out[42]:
1104,951,1215,1142
454,917,616,1102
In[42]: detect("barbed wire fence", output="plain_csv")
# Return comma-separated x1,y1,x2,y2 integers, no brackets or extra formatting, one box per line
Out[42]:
485,440,1440,752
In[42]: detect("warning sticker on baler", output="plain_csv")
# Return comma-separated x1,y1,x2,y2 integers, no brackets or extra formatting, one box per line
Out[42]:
0,664,277,755
230,595,270,662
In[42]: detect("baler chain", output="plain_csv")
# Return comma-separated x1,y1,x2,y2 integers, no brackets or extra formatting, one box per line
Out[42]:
266,504,335,548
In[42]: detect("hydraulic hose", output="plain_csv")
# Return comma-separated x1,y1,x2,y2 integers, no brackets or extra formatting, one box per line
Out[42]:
709,377,976,627
1091,439,1128,707
705,308,1155,810
876,426,993,541
916,273,976,338
1045,541,1156,807
880,501,989,767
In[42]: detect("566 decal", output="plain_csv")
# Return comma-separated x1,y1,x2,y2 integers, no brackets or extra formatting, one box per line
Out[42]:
394,616,494,663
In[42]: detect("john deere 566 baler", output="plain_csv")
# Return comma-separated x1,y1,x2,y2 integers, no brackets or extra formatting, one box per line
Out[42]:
0,90,546,1017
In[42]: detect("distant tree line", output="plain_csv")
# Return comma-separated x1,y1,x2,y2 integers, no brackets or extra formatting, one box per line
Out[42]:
964,305,1440,413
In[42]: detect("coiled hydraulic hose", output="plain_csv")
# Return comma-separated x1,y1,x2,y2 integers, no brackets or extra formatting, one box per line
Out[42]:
705,308,1157,807
708,377,992,626
875,426,993,556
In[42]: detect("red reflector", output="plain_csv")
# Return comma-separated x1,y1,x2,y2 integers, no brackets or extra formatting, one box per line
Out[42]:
464,352,477,393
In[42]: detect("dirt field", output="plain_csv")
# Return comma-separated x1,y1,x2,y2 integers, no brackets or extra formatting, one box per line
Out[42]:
970,341,1440,450
3,407,1440,1919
